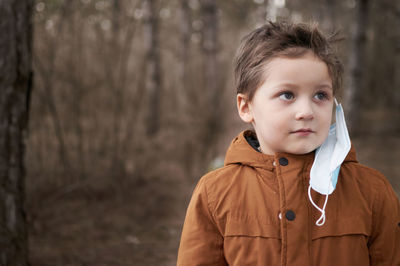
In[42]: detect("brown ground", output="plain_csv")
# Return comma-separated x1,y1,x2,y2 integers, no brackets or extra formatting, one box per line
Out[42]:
27,134,399,266
28,175,191,266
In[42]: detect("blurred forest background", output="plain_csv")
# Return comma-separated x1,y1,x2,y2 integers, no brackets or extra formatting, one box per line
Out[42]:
2,0,399,265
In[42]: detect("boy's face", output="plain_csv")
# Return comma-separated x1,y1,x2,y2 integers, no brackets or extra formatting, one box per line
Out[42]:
237,51,334,155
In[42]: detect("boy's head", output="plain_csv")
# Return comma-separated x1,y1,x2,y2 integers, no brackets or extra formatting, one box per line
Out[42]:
235,21,344,155
234,21,343,101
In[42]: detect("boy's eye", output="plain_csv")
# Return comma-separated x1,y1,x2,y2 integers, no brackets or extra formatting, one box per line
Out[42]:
314,92,329,100
279,92,294,101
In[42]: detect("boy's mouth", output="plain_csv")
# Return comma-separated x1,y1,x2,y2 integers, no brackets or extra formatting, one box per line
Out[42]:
292,128,314,133
291,128,314,136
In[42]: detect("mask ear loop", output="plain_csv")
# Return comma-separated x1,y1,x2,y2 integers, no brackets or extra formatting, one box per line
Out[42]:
309,167,335,226
308,185,329,226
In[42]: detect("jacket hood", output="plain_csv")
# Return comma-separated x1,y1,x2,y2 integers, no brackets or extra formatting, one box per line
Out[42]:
224,130,358,170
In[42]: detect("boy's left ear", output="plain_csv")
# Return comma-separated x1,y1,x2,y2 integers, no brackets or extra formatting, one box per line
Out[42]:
237,93,254,123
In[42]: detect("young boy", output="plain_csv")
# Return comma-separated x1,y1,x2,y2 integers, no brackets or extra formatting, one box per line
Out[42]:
177,21,400,266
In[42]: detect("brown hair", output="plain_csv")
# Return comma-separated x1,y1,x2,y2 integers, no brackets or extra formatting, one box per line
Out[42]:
234,21,343,101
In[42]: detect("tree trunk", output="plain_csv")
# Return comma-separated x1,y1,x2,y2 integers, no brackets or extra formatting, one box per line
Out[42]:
178,0,191,111
0,0,33,265
199,0,221,161
394,1,400,112
261,0,269,24
320,0,335,30
143,0,162,136
179,0,195,175
33,1,72,178
344,0,369,136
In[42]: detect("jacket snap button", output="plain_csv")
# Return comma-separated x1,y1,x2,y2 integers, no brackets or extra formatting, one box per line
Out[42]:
285,210,295,221
279,157,289,166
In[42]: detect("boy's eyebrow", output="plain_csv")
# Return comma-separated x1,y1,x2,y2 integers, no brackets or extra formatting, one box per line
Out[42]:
269,82,300,89
314,83,333,90
272,82,333,90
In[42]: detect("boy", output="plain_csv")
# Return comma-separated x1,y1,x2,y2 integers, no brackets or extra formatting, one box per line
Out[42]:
177,21,400,266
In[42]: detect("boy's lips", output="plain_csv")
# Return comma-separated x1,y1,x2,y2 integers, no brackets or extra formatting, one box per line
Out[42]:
292,128,314,133
291,128,314,136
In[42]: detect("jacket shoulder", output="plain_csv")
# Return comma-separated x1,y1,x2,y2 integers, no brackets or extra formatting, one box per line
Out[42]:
343,161,391,186
342,161,398,200
197,163,258,211
199,164,243,192
200,164,241,184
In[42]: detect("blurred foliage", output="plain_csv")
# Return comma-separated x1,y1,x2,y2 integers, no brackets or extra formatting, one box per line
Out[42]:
26,0,399,264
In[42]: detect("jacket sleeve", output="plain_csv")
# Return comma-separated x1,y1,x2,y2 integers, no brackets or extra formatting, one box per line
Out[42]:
177,178,227,266
368,176,400,266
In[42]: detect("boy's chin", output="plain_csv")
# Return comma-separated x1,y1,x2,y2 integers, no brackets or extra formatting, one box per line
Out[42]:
285,145,318,155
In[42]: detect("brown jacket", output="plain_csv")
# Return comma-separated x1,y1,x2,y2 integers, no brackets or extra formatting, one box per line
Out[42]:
177,130,400,266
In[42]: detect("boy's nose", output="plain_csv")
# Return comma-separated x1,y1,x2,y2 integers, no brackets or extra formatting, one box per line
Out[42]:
295,102,314,120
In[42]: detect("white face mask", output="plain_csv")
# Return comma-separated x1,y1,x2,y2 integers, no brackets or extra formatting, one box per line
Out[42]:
308,98,351,226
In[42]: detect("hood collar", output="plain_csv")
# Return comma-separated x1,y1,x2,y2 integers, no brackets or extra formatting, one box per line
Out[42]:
224,130,358,171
